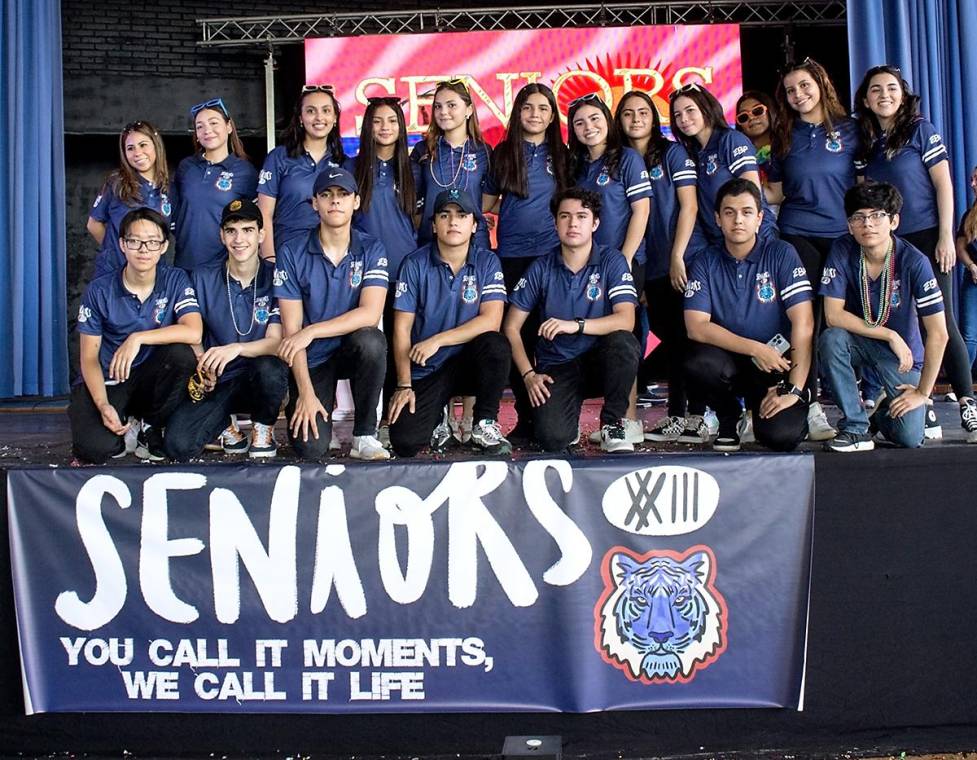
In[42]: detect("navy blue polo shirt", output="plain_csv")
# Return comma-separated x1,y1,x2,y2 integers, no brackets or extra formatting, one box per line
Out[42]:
483,140,559,259
411,139,492,250
76,264,199,379
258,145,339,250
273,228,389,369
644,141,706,279
820,234,943,370
393,243,507,379
575,146,651,264
191,259,280,383
856,119,948,234
89,176,175,277
684,237,812,342
767,117,859,237
509,244,638,367
690,129,778,245
344,155,417,279
173,153,259,271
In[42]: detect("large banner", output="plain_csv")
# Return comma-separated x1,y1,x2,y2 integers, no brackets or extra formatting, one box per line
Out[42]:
7,456,813,714
305,25,743,146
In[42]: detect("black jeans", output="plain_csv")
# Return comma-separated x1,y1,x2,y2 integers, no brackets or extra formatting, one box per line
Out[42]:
285,327,386,460
532,330,640,452
164,356,289,461
902,227,973,399
389,331,511,457
502,257,542,432
781,233,836,397
644,275,705,418
684,341,808,451
69,343,197,464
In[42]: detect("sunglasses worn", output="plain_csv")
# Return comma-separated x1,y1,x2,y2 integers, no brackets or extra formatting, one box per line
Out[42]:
736,104,768,124
190,97,229,119
302,84,335,94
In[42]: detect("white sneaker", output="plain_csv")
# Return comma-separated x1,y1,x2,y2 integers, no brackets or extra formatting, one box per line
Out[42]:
112,417,140,458
676,414,711,444
220,420,249,454
600,421,634,453
350,434,391,460
623,417,644,444
469,419,512,455
249,422,277,458
645,415,685,442
703,408,720,436
737,410,755,443
806,401,836,442
960,398,977,444
924,404,942,440
431,405,455,451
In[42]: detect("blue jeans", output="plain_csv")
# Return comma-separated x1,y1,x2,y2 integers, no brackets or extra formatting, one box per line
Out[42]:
819,327,924,448
961,272,977,370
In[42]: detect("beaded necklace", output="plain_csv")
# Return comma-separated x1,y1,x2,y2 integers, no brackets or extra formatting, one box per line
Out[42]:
858,239,895,327
226,261,258,337
430,138,469,190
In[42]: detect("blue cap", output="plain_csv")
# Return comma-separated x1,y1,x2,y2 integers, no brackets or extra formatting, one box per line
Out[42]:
432,188,476,217
313,166,358,196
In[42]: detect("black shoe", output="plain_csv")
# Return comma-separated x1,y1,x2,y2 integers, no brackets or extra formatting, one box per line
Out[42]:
825,430,875,452
712,431,741,452
135,425,166,461
924,405,942,440
507,421,534,447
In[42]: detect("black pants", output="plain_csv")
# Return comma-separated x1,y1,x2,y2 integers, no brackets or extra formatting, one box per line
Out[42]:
389,331,511,457
164,356,289,461
644,276,705,417
902,227,973,399
781,233,836,397
532,331,640,452
684,341,808,451
69,343,197,464
502,257,542,431
285,327,386,460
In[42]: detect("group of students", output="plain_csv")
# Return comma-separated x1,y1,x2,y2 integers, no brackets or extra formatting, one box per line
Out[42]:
70,57,977,464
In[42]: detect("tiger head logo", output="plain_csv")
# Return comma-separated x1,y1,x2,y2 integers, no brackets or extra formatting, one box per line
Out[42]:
594,546,727,683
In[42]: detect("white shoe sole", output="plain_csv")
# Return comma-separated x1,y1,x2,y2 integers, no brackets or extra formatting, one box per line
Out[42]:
349,449,390,461
924,425,943,440
828,440,875,452
806,425,837,442
248,448,277,459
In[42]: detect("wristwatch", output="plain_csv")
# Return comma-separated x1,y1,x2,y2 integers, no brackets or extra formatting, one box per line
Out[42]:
777,382,808,402
575,318,585,335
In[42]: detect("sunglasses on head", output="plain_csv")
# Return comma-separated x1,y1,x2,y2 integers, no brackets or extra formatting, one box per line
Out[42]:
675,82,703,96
736,104,768,124
367,95,405,107
190,97,229,119
122,121,147,133
302,84,335,94
569,92,604,109
438,77,469,91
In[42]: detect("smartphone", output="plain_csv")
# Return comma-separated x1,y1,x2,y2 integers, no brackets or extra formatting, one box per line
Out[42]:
752,333,790,369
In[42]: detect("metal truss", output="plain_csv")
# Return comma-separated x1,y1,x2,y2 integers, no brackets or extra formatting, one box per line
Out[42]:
197,1,846,47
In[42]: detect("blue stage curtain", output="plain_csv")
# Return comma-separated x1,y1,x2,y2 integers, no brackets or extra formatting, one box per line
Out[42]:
0,0,68,397
847,0,977,228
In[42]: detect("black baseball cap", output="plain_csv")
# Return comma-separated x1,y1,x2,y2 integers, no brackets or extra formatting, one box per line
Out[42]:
313,167,358,195
220,198,263,228
432,188,476,217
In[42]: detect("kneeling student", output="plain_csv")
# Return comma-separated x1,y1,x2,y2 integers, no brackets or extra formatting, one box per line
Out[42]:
388,188,512,456
504,187,641,453
683,178,814,452
70,208,202,463
819,181,948,451
165,199,289,460
275,167,390,460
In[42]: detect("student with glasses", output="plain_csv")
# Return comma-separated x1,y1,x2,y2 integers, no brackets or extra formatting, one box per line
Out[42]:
87,121,175,277
70,208,202,463
411,78,493,252
762,57,859,442
172,98,258,272
669,82,778,247
482,83,569,443
853,64,976,440
820,182,948,451
257,85,346,260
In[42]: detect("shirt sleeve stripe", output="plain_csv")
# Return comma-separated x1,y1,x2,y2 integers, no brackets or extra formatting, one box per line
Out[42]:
728,155,757,174
916,292,944,306
625,181,652,196
781,284,813,298
781,281,813,298
672,170,697,180
364,269,389,277
922,145,948,162
608,285,638,297
174,298,198,310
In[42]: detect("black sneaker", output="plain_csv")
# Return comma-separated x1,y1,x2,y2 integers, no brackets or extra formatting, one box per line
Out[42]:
825,430,875,452
924,404,942,440
135,425,166,461
712,431,740,452
961,398,977,444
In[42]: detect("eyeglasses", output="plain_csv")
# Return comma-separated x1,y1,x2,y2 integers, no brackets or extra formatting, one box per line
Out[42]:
437,77,469,92
123,237,165,252
848,211,890,226
569,92,604,108
736,104,768,124
302,84,335,94
190,97,229,119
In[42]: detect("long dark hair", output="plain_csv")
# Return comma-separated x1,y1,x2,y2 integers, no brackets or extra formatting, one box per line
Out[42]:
853,64,922,162
190,104,248,160
493,83,568,197
772,59,847,158
281,88,346,163
567,96,622,182
614,90,672,170
962,166,977,243
668,84,729,155
112,120,169,205
354,99,416,217
423,80,486,161
735,90,776,140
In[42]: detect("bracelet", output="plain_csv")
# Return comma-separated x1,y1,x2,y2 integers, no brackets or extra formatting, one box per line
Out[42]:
395,385,413,392
521,367,536,379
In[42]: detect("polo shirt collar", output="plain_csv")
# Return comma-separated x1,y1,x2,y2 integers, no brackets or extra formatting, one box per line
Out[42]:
428,240,473,269
720,236,762,264
556,242,603,273
303,227,364,258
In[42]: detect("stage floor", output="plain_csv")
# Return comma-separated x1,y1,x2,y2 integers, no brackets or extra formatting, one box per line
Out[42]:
0,394,972,466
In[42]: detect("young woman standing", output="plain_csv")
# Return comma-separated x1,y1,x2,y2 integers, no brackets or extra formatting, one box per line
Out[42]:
173,98,258,271
855,64,975,439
